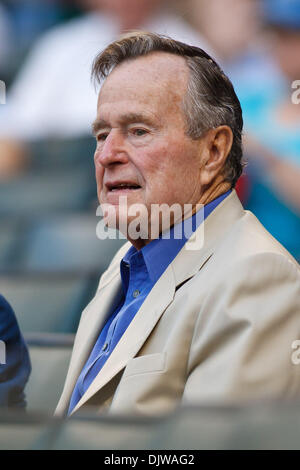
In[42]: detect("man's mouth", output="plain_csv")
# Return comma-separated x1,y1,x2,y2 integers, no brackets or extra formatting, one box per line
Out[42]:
106,182,141,192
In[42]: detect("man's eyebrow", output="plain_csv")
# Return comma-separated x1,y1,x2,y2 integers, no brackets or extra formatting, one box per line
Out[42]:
92,113,157,135
92,119,109,135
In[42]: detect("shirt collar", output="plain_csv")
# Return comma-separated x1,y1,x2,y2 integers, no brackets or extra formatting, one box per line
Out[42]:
122,191,231,284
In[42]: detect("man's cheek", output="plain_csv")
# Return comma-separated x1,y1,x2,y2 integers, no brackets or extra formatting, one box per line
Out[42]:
95,167,104,200
95,161,104,183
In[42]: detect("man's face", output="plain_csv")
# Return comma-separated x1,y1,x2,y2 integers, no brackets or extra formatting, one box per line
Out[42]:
93,53,206,240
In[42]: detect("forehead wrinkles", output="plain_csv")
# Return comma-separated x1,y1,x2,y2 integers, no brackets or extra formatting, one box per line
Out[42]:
98,53,189,114
98,53,189,129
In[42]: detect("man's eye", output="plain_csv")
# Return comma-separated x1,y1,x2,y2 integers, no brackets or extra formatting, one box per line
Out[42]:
97,133,108,141
132,128,148,136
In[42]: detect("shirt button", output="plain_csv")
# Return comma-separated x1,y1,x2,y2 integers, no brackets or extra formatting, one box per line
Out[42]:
102,342,108,352
133,289,140,298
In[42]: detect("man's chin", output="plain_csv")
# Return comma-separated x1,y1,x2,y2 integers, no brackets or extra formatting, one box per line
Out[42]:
102,189,142,206
103,214,150,242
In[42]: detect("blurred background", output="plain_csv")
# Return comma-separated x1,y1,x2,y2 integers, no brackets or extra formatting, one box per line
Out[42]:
0,0,299,444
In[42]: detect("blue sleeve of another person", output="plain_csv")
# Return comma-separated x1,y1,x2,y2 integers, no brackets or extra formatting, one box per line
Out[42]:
0,294,31,408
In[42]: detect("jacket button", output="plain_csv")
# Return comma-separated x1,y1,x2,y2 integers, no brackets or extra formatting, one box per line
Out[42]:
133,289,140,298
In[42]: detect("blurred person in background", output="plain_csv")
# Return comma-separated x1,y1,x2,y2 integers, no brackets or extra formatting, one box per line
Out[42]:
0,0,76,85
0,295,31,408
1,0,69,60
0,0,77,179
240,0,300,260
183,0,273,89
186,0,300,260
184,0,274,203
0,0,212,180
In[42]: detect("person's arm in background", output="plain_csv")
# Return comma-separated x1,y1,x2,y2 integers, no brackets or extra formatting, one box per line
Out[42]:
0,139,28,180
0,23,70,180
0,294,31,408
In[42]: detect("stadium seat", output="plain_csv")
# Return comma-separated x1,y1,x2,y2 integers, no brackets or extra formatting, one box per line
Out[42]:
0,410,60,450
0,273,97,333
148,403,300,450
0,168,96,216
52,412,163,450
20,214,126,273
48,403,300,450
29,136,96,171
24,333,74,414
1,402,300,449
0,219,24,269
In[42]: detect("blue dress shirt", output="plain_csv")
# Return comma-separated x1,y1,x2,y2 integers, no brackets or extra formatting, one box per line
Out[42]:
68,191,230,413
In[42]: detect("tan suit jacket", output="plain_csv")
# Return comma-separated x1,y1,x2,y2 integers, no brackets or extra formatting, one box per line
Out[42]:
56,191,300,417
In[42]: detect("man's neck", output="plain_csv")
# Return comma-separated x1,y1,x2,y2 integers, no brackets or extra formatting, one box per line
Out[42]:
127,177,231,250
196,175,231,207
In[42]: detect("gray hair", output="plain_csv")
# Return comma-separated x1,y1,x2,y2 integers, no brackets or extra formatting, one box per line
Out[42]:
92,31,244,187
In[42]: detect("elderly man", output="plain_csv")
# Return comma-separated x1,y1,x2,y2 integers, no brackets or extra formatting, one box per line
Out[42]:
56,33,300,417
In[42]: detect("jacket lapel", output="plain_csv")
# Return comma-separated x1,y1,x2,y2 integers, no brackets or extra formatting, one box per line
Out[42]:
70,263,176,414
55,273,123,415
171,190,244,288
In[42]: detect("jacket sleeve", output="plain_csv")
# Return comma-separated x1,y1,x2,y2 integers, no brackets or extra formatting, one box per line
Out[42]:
182,253,300,406
0,295,31,408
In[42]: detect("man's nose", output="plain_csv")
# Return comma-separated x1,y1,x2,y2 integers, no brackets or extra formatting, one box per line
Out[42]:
95,129,129,167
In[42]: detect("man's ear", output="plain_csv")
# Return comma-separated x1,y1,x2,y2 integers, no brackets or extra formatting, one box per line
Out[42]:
199,125,233,185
